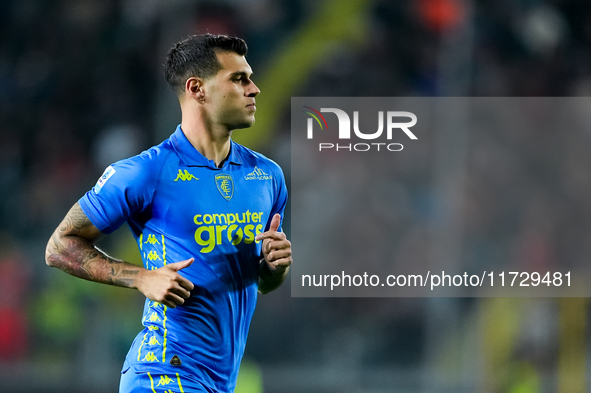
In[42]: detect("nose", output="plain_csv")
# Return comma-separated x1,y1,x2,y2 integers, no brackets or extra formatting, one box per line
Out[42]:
247,81,260,97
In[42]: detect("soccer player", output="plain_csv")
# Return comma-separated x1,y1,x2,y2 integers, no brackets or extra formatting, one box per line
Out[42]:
45,34,292,393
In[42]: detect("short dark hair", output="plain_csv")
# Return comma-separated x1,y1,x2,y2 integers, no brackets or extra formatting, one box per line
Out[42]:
164,34,248,95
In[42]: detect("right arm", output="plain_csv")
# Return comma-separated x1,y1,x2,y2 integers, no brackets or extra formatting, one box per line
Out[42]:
45,202,194,308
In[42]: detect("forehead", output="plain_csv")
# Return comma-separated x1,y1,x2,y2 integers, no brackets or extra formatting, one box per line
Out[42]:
215,52,252,76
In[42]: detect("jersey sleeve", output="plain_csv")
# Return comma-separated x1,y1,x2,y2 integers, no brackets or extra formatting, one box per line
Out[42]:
78,156,156,234
266,164,288,233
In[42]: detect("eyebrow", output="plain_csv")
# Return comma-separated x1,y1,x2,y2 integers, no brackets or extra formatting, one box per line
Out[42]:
228,71,253,78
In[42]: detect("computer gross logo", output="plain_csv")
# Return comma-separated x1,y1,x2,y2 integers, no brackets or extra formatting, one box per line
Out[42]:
302,106,417,152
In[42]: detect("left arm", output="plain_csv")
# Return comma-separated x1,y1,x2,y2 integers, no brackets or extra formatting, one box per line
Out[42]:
256,213,292,294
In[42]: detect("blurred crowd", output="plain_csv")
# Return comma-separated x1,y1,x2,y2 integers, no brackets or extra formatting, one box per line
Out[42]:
1,0,591,392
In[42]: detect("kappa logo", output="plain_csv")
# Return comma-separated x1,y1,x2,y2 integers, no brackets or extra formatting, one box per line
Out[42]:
215,173,234,201
147,251,161,261
244,166,272,180
144,234,160,245
147,312,161,323
143,352,159,362
157,375,175,386
174,169,199,181
148,300,164,309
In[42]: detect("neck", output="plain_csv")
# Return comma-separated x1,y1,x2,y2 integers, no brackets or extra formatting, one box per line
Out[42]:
180,113,232,168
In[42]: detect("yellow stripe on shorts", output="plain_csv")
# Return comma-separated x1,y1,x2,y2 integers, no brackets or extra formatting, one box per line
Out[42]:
162,305,168,362
147,372,157,393
176,373,185,392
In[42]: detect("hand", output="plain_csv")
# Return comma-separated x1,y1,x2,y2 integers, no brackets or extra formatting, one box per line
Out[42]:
137,258,195,308
255,214,292,276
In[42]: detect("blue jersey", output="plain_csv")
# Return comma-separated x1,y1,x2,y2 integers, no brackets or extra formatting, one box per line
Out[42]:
79,125,287,393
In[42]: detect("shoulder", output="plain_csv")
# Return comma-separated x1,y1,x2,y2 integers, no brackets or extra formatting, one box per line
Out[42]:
112,139,176,176
97,139,177,191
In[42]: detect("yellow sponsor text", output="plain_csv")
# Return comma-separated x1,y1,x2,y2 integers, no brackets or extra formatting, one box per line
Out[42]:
193,211,264,253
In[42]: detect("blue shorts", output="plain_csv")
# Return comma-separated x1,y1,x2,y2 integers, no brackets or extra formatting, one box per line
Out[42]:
119,367,211,393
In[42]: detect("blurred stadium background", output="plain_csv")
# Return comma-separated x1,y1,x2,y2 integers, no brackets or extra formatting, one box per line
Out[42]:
1,0,590,392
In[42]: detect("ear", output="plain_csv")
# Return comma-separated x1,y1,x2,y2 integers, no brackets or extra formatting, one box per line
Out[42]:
185,77,205,103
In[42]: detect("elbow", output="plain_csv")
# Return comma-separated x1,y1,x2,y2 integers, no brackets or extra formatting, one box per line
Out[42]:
257,279,273,295
45,249,55,267
45,238,58,267
258,287,271,295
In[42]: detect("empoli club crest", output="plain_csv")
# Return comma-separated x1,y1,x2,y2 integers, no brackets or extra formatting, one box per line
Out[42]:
215,173,234,201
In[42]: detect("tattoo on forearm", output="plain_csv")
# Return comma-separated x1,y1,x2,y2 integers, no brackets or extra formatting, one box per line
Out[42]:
46,203,140,288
